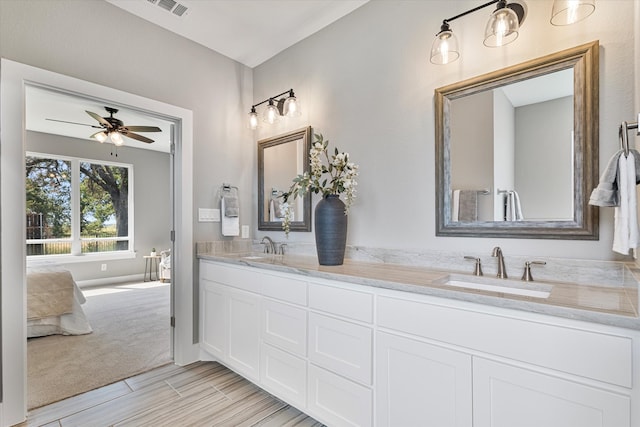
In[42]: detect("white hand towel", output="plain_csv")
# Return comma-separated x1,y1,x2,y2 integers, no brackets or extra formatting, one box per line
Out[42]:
613,152,639,255
221,197,240,236
452,190,460,222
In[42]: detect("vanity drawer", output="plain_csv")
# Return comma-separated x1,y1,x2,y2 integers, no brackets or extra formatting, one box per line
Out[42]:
200,261,258,293
262,298,307,356
377,296,633,388
309,282,373,323
260,272,307,306
308,312,372,385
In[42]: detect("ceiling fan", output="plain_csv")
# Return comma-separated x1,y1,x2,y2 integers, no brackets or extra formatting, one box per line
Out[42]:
47,106,162,145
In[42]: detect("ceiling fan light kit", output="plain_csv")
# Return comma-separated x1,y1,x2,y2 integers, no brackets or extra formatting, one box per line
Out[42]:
47,106,162,146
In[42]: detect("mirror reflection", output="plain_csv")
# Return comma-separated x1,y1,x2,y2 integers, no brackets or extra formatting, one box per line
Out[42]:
450,69,574,222
435,41,599,239
258,127,311,231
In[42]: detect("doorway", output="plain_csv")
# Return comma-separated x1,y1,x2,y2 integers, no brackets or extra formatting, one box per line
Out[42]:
1,58,197,426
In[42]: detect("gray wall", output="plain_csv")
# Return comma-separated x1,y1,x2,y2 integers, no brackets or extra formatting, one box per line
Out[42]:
450,90,494,221
253,0,637,261
26,131,171,281
515,96,574,220
0,0,254,254
2,0,638,263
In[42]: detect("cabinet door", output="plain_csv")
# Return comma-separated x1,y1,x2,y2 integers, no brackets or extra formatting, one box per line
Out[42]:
376,332,472,427
200,280,227,360
260,343,306,409
473,357,631,427
308,363,372,427
227,287,261,381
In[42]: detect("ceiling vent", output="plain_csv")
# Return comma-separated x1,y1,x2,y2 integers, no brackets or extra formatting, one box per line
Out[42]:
146,0,189,18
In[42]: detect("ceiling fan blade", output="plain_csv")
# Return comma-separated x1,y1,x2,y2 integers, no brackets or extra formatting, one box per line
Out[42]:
122,131,155,144
86,110,111,128
124,125,162,133
46,118,102,128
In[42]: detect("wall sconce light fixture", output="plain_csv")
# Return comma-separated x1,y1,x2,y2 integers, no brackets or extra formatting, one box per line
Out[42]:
248,89,301,130
550,0,595,26
430,0,595,65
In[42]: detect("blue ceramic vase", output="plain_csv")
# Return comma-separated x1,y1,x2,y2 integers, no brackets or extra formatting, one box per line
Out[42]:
314,195,348,265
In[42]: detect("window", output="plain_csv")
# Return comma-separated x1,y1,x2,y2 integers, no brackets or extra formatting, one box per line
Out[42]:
26,153,133,257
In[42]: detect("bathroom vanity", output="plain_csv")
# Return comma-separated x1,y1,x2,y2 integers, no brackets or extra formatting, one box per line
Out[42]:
198,253,639,427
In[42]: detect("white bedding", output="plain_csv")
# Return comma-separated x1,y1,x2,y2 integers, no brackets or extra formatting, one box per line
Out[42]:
27,267,93,338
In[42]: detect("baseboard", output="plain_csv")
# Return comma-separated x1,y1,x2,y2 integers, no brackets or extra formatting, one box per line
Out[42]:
76,274,145,288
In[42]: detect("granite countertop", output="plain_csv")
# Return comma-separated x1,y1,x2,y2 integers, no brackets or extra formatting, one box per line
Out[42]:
198,252,640,331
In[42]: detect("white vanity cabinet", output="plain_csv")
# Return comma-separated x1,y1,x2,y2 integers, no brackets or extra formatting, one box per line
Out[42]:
199,259,639,427
377,294,635,427
306,282,374,426
200,277,261,381
376,331,473,427
473,357,631,427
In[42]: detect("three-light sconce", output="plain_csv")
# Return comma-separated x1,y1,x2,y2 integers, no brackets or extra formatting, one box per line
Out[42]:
430,0,596,65
248,89,301,130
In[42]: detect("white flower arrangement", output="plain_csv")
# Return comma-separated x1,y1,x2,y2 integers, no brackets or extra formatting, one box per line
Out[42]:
281,133,359,235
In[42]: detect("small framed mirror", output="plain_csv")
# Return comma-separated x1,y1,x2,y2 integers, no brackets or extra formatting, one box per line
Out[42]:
435,41,599,239
258,126,312,232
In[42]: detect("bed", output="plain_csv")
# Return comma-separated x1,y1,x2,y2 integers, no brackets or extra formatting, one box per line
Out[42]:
27,266,93,338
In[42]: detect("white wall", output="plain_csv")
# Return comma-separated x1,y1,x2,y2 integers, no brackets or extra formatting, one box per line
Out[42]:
253,0,637,261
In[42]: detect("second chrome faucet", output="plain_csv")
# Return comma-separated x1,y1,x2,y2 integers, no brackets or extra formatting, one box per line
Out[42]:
492,246,507,279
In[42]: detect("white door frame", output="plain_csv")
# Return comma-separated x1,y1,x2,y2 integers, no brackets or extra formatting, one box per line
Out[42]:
0,59,198,426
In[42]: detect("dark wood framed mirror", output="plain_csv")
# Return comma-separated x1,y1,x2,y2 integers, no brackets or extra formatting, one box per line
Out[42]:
435,41,599,239
258,126,312,232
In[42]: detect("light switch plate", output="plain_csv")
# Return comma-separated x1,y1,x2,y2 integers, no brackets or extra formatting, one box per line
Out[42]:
198,208,220,222
241,225,249,239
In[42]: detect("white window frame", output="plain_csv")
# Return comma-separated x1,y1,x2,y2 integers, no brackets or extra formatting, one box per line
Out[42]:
26,151,135,262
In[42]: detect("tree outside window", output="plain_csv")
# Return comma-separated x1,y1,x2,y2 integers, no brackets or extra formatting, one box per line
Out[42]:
26,154,132,256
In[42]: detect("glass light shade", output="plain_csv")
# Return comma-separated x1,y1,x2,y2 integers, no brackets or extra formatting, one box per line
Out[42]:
283,95,301,117
550,0,595,25
263,101,280,124
110,131,124,146
248,110,259,130
94,131,108,143
484,6,520,47
430,29,459,65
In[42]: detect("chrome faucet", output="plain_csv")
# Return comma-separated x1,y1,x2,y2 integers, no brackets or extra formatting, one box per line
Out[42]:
261,236,277,254
492,246,507,279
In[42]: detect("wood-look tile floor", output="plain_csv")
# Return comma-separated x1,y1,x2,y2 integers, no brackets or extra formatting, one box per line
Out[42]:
20,361,324,427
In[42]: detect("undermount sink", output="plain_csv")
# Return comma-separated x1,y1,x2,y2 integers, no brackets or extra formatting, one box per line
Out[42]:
441,275,552,299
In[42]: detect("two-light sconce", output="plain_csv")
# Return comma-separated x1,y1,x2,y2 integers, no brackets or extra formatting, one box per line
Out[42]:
430,0,596,65
248,89,301,130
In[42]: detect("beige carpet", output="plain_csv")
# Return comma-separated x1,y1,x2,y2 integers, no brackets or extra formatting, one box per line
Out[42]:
27,281,172,409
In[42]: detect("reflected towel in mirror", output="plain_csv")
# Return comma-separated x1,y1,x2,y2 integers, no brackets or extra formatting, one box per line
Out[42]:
506,191,524,221
452,190,478,222
269,198,286,221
